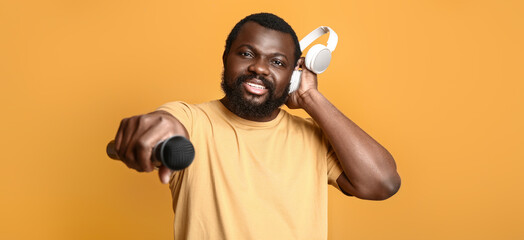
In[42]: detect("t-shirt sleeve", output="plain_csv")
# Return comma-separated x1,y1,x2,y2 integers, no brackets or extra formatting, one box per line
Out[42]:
309,118,345,191
156,101,194,136
326,145,344,191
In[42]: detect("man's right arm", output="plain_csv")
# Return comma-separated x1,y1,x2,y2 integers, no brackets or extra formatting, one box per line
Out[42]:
113,110,189,184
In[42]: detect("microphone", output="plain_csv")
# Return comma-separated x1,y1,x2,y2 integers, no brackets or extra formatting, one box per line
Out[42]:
106,136,195,171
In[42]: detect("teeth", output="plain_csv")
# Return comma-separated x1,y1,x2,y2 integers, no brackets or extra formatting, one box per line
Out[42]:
247,82,266,89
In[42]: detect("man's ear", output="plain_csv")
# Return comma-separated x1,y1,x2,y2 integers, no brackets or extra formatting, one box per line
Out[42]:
222,50,227,66
295,57,305,70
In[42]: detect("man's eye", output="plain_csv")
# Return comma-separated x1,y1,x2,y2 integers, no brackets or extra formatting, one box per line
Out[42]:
273,60,284,66
240,52,253,57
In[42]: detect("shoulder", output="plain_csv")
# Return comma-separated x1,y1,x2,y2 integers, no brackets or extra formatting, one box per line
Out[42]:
280,110,323,135
157,100,219,115
156,100,219,133
157,101,193,112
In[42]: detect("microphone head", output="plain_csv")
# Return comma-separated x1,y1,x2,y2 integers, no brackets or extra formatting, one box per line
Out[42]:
156,136,195,171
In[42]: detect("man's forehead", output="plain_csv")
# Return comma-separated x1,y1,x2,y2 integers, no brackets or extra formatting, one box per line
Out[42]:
232,21,295,57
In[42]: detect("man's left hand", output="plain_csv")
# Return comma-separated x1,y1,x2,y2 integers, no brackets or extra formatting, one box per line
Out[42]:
286,57,319,109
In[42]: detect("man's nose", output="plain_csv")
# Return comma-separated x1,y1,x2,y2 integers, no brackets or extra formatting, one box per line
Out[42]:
248,57,270,76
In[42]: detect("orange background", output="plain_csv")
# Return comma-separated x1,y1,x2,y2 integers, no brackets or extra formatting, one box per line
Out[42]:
1,0,523,239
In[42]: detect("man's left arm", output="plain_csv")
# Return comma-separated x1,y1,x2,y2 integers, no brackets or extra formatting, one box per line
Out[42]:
287,60,401,200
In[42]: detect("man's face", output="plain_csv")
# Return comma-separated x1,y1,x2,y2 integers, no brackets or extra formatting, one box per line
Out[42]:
221,21,296,120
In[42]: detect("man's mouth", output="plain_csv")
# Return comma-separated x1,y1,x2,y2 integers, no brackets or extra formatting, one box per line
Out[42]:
246,82,266,90
243,79,269,95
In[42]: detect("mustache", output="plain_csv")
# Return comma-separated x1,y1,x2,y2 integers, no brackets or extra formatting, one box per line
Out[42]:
235,74,275,92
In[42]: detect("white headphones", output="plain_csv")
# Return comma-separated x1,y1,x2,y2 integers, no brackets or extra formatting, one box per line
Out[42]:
289,26,338,93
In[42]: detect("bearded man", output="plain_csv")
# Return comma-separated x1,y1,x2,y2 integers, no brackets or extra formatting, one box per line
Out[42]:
112,12,400,239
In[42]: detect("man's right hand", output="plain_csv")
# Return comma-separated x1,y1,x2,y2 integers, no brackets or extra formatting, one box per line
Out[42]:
113,110,188,184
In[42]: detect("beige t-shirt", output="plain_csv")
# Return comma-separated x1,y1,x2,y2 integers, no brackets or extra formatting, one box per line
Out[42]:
158,100,344,240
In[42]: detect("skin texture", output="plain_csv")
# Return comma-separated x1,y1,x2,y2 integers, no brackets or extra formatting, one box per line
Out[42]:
114,21,401,199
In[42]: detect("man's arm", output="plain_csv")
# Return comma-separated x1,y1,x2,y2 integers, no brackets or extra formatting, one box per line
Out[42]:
303,90,400,200
287,59,401,200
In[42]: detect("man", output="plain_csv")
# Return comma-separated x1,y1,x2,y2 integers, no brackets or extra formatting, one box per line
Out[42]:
113,13,400,239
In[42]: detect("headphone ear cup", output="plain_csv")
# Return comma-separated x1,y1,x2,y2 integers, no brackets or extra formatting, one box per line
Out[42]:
305,44,332,74
288,70,302,94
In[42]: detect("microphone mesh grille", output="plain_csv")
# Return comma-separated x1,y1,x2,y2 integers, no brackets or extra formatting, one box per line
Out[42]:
161,136,195,170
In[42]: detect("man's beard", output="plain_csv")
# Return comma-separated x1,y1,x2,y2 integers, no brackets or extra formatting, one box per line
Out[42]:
221,70,289,119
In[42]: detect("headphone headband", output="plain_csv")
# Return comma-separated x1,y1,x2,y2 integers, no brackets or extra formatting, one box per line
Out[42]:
299,26,338,52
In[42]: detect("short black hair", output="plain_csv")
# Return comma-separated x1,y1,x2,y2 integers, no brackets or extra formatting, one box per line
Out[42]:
223,13,302,65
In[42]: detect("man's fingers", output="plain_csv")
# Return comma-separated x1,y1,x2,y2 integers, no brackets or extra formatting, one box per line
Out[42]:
115,118,139,169
120,115,155,172
114,118,128,157
135,124,172,172
119,117,138,164
158,165,174,184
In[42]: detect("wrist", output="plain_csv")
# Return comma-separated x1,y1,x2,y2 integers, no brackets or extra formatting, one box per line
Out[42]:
299,89,324,113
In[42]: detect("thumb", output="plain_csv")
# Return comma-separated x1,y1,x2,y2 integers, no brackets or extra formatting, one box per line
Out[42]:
158,165,174,184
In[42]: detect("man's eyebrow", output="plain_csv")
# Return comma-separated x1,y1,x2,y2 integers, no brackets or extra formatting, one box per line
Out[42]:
237,44,254,50
271,52,288,61
236,44,289,61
